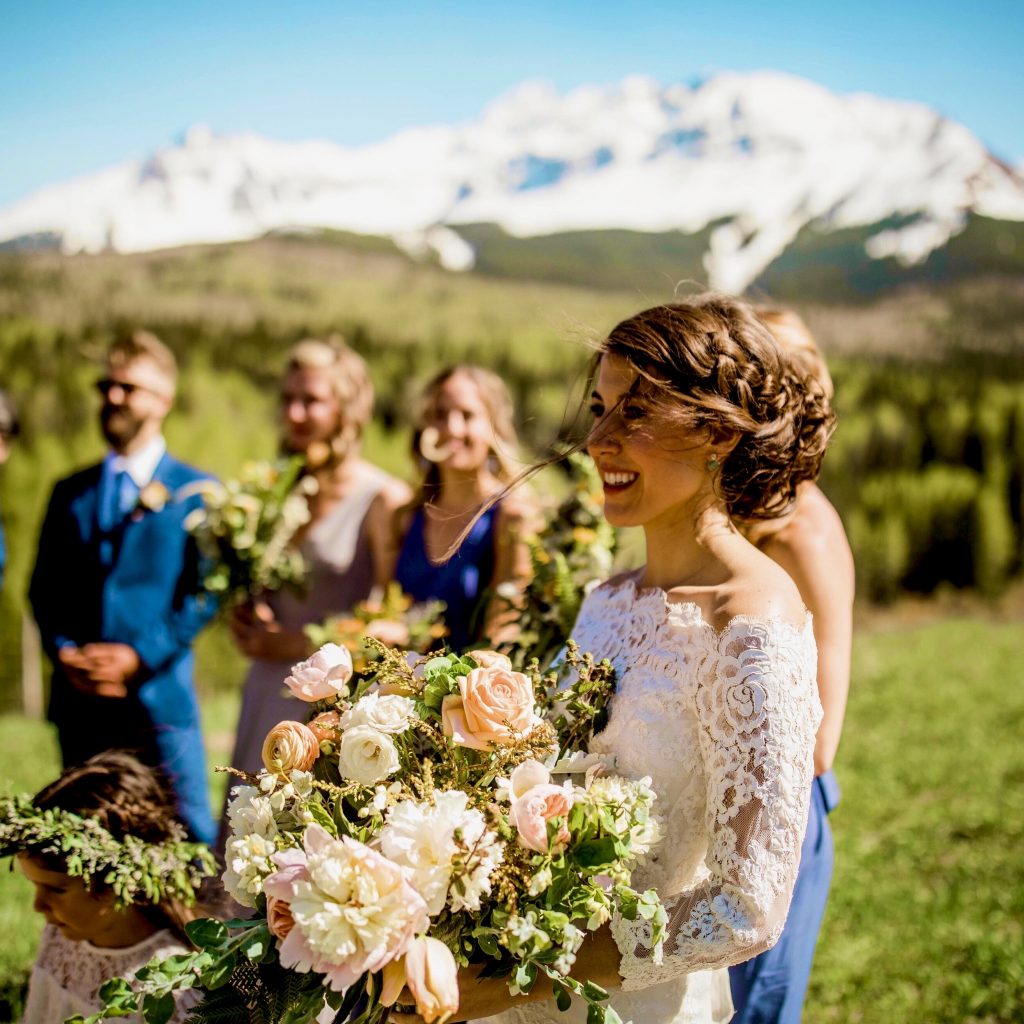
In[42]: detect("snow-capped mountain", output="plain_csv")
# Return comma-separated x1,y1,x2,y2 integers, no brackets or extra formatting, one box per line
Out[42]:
2,71,1023,292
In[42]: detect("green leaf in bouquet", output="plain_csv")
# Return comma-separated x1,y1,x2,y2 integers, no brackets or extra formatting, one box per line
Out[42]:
567,803,587,832
307,798,338,834
141,991,175,1024
582,980,609,1001
614,885,639,920
185,918,229,950
240,927,269,961
96,976,137,1015
574,837,619,869
475,931,501,958
422,656,453,681
421,677,454,714
512,962,537,994
199,951,238,990
554,982,573,1011
587,1004,622,1024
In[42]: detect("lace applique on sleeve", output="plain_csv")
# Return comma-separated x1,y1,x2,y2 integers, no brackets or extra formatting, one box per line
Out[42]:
610,616,821,991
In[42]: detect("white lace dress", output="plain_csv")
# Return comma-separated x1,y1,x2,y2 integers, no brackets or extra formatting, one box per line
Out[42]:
20,925,199,1024
480,575,822,1024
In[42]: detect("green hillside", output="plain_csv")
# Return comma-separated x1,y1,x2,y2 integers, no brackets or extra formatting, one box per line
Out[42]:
1,238,1023,710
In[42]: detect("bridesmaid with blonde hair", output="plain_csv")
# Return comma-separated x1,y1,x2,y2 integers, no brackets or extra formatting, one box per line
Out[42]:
227,337,410,779
392,365,537,652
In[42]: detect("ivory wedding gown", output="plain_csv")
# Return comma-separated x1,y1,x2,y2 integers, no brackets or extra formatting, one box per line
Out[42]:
479,573,822,1024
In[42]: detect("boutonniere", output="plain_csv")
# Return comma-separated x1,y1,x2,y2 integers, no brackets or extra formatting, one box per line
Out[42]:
133,481,171,519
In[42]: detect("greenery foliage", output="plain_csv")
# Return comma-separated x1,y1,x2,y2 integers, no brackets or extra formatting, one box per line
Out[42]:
0,240,1022,708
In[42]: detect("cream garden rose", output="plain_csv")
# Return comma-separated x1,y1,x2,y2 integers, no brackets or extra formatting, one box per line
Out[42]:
338,725,401,784
284,643,354,702
340,692,417,735
441,664,535,751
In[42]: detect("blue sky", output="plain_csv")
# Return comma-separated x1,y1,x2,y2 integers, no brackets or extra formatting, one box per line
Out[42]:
1,0,1021,207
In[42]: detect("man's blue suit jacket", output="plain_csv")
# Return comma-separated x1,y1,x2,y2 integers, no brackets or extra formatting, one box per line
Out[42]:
29,452,218,844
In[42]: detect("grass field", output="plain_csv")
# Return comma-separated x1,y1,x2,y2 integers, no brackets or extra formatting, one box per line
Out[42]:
1,607,1022,1023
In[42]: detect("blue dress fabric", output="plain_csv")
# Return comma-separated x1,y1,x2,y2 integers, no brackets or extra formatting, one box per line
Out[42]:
728,771,840,1024
394,503,499,653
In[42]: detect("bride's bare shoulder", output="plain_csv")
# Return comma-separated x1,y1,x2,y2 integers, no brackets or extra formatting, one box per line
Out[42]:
703,551,808,634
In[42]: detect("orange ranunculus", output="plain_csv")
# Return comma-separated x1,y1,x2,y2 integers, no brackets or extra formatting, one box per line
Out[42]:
261,720,320,775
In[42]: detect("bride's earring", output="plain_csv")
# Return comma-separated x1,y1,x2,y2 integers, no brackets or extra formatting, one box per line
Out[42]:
707,454,720,472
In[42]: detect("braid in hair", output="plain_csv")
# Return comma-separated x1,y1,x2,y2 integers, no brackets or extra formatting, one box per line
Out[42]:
601,295,836,521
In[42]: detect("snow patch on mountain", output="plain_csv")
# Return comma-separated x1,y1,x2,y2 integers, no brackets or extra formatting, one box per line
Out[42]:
1,71,1022,289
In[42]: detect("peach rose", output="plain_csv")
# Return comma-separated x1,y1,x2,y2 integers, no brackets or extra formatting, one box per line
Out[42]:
284,643,354,702
509,782,574,853
262,721,320,775
266,895,295,941
308,710,342,744
441,665,535,751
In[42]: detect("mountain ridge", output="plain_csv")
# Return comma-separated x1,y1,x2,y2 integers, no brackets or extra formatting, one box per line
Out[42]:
1,70,1022,292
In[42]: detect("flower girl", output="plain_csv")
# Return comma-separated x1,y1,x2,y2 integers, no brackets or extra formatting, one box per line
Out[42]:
1,751,215,1024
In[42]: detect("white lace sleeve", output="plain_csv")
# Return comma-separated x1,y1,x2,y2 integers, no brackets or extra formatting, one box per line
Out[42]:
610,617,821,991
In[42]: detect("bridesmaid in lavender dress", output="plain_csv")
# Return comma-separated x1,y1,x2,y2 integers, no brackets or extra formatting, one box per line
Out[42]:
225,338,410,784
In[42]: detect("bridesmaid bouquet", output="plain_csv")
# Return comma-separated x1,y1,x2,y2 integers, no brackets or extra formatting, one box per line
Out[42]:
75,642,665,1024
183,456,317,605
503,452,617,671
304,582,448,674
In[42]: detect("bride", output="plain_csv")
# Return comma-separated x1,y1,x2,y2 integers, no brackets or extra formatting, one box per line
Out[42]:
393,295,833,1024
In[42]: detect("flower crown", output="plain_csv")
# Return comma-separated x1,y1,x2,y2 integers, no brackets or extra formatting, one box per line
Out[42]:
0,794,217,908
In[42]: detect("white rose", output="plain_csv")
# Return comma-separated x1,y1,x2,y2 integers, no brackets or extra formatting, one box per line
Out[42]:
340,693,417,735
284,643,354,702
338,725,400,785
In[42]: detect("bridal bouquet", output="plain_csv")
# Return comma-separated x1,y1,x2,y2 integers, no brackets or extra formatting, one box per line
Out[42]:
184,456,317,604
75,642,664,1024
304,583,447,674
503,453,617,671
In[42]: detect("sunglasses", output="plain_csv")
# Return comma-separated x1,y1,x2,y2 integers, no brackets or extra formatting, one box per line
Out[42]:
95,378,159,399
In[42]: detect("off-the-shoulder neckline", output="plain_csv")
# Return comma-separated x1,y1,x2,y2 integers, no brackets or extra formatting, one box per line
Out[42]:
593,569,813,641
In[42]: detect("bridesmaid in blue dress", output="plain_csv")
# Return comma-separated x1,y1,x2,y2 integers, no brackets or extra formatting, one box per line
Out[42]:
393,366,536,652
729,308,854,1024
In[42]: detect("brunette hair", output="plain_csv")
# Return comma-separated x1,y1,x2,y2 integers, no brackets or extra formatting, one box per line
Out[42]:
284,336,374,462
755,306,834,400
599,295,835,520
107,330,178,396
31,751,202,941
410,365,521,507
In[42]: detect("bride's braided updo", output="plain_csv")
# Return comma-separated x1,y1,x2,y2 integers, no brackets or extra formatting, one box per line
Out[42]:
601,295,835,520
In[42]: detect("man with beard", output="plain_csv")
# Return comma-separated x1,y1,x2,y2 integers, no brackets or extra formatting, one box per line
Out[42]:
30,332,217,844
